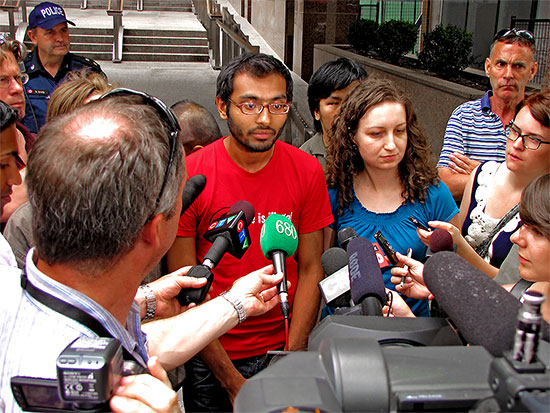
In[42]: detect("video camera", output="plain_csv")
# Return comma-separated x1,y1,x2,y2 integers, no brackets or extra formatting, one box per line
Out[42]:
11,337,145,412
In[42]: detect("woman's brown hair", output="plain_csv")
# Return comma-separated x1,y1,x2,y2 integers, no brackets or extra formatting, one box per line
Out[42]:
326,78,438,215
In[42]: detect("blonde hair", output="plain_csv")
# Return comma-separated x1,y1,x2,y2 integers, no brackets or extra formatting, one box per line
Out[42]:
46,71,113,122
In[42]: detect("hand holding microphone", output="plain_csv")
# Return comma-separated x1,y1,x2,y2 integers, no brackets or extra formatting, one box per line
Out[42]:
390,252,432,300
259,214,299,320
177,200,255,306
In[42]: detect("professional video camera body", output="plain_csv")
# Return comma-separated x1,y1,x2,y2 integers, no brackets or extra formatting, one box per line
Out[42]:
235,264,550,412
11,337,144,412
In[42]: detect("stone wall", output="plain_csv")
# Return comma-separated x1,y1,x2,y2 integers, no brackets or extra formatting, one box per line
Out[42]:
313,44,485,157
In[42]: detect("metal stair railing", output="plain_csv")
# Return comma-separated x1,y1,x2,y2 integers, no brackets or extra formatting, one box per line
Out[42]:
107,0,124,62
0,0,28,42
193,0,258,70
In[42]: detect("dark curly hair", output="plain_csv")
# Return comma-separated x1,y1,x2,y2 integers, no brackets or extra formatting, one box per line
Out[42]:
326,78,438,215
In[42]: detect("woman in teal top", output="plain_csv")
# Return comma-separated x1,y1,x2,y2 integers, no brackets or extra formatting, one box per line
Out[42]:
325,79,459,316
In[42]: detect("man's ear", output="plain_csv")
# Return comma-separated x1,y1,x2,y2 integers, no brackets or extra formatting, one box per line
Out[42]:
141,214,163,247
27,29,38,46
529,61,538,81
314,108,321,121
484,57,491,77
216,96,228,120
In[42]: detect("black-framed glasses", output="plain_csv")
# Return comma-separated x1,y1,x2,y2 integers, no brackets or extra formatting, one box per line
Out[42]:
228,99,291,115
0,73,28,89
99,87,180,216
506,120,550,150
494,28,535,44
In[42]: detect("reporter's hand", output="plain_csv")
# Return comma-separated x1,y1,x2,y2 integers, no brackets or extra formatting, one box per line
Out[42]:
138,268,211,319
383,289,416,318
448,152,480,175
428,220,469,252
228,264,286,318
390,252,433,300
110,356,180,413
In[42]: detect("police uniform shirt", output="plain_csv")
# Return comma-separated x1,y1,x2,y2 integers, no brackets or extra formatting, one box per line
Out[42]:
22,50,103,134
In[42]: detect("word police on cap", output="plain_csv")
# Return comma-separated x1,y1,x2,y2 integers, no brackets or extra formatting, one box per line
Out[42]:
41,5,65,18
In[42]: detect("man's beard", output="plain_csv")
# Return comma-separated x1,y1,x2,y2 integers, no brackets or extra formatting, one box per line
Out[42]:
227,112,284,153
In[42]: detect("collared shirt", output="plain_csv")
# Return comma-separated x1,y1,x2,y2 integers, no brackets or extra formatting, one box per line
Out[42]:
0,232,17,267
0,249,147,413
22,50,103,134
299,132,327,172
437,91,507,168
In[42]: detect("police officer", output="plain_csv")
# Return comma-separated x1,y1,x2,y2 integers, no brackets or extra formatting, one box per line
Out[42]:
22,1,104,133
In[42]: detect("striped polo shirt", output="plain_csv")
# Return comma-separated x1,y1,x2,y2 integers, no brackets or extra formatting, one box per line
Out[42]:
438,91,507,168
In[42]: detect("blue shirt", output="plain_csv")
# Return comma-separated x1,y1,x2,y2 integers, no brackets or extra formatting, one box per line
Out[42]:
438,91,507,168
328,182,459,316
22,51,103,134
0,249,147,413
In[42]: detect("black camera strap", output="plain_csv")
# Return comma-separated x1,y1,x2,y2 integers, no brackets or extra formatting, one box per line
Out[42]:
20,268,144,366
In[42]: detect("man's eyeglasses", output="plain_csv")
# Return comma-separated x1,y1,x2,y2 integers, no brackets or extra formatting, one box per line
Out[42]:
99,88,180,217
494,28,535,44
229,99,291,115
506,120,550,150
0,73,28,89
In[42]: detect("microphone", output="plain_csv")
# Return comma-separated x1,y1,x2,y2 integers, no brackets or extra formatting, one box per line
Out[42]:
260,214,299,319
177,200,255,306
425,229,454,260
424,251,520,356
181,174,206,215
318,248,351,307
346,237,387,316
337,227,357,251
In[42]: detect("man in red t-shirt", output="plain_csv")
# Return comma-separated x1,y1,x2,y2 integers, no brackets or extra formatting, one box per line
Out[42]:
167,52,333,411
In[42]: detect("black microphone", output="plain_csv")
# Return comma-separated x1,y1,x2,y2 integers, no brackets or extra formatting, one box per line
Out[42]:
424,251,520,357
177,200,255,306
337,227,357,251
346,237,387,316
181,174,206,215
318,247,351,307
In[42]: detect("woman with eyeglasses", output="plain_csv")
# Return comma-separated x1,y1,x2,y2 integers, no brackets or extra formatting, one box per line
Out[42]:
421,90,550,279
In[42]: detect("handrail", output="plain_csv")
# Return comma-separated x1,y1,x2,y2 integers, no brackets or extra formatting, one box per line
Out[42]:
106,0,124,63
216,19,258,54
0,0,27,40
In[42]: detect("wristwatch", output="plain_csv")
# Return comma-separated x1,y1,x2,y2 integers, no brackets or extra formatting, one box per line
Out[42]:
220,290,247,323
139,284,156,321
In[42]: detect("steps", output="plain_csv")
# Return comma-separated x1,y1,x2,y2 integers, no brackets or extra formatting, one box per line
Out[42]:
121,28,208,62
41,27,210,62
9,1,210,63
23,0,194,12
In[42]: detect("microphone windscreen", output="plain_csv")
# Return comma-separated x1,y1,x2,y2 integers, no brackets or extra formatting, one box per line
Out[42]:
346,237,386,306
424,251,520,356
181,174,206,215
338,227,358,250
429,229,454,253
321,247,348,276
260,214,299,259
227,200,255,226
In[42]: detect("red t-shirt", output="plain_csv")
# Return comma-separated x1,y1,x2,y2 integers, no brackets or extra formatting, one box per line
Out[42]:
178,138,333,359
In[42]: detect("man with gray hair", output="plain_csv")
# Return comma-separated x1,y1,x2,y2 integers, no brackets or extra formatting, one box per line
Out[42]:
438,28,538,201
0,90,284,412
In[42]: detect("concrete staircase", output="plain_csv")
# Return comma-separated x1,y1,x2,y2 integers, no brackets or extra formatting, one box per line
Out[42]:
64,27,209,62
16,0,208,62
23,0,193,12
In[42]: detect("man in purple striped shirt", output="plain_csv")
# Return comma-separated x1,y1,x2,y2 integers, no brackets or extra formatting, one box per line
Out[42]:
438,28,538,201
